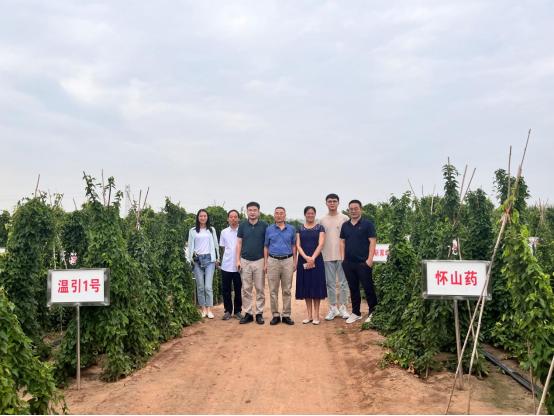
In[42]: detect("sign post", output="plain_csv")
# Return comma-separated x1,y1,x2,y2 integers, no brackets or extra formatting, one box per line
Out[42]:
76,304,80,390
47,268,110,389
453,299,462,387
422,260,491,387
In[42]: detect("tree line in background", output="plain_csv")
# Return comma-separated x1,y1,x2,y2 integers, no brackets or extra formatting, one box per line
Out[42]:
0,165,553,413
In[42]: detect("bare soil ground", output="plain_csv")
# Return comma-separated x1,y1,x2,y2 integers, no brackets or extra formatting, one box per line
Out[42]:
64,284,537,414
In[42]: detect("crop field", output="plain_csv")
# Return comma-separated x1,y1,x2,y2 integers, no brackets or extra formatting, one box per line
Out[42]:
0,163,553,414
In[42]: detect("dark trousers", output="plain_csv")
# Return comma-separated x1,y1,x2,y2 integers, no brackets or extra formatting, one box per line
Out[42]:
221,270,242,314
342,261,378,316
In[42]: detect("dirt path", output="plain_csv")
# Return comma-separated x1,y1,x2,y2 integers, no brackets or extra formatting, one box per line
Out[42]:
64,284,537,414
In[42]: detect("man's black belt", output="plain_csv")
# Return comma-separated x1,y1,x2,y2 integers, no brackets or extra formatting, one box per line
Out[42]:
269,254,293,260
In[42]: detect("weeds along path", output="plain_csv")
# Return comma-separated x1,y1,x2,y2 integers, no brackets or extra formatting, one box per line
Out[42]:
64,282,536,414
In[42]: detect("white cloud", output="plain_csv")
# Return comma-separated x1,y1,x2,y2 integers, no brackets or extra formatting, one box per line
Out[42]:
60,71,106,103
1,1,553,217
244,78,307,97
48,16,114,46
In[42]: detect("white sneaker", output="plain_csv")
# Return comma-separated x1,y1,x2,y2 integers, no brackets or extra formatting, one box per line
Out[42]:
325,306,340,321
346,313,362,324
364,313,373,323
339,305,350,319
201,310,207,318
207,311,214,319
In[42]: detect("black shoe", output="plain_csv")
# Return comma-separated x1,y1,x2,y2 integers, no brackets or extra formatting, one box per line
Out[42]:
255,314,265,325
282,316,295,325
270,316,281,325
240,313,253,324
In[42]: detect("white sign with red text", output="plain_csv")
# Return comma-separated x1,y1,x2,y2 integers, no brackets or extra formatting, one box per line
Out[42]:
47,268,110,306
423,260,490,299
373,244,389,263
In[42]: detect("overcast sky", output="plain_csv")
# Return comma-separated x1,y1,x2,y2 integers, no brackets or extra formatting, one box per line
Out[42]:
1,1,553,219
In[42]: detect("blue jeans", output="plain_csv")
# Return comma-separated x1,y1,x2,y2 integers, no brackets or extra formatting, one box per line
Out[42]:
193,254,215,307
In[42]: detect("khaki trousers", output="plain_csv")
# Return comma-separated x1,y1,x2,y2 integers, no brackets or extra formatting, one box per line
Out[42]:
267,256,294,317
240,258,265,315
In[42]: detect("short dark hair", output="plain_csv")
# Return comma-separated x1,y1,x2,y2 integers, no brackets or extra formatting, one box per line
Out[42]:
274,206,286,212
304,206,316,215
325,193,340,201
246,201,260,209
348,199,362,208
227,209,239,217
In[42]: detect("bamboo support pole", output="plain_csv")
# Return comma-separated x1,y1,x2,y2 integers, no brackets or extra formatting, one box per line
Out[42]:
101,169,106,206
536,352,554,415
460,168,476,203
457,239,479,361
445,211,508,414
459,165,468,200
453,167,476,229
465,130,531,414
465,299,478,358
446,129,531,414
430,185,436,214
408,179,418,203
527,342,537,414
34,174,41,197
142,187,150,211
507,146,512,198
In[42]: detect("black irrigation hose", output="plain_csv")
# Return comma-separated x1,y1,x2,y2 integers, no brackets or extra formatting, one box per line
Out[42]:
483,350,543,397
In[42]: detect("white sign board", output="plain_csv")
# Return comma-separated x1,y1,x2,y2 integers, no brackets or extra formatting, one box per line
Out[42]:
373,243,389,263
47,268,110,306
528,237,539,255
422,260,490,300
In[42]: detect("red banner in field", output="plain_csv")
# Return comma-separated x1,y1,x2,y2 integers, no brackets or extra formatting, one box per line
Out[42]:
373,244,389,263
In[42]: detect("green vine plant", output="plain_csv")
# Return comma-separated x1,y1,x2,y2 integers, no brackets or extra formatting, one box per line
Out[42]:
494,210,554,413
376,162,488,377
0,210,10,247
0,196,56,357
527,203,554,280
55,177,201,383
485,171,532,345
370,193,419,335
1,168,552,411
0,287,66,414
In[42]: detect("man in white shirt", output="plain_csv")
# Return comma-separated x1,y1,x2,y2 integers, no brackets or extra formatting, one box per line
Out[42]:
219,210,243,320
319,193,350,320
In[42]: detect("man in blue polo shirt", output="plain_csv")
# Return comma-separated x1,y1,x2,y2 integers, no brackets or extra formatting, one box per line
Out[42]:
340,199,378,324
264,206,297,325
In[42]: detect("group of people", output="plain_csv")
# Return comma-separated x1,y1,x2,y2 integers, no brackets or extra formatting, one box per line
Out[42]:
186,193,378,325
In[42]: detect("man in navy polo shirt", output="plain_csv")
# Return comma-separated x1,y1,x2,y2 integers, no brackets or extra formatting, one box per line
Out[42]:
237,201,268,325
340,199,378,324
264,206,297,325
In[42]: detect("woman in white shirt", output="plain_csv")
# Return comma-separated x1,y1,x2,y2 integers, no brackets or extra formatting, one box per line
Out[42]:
187,209,220,318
